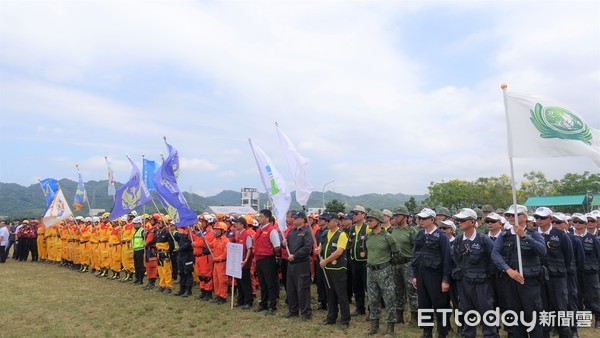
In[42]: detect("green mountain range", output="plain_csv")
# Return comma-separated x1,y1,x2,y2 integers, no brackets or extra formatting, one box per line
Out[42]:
0,179,425,219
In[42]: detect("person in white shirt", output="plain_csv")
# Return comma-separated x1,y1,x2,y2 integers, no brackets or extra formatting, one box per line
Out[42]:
0,221,9,263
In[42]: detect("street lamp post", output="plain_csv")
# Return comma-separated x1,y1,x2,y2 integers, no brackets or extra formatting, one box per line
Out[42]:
322,180,335,211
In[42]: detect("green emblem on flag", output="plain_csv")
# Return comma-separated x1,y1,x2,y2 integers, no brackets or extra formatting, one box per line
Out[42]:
529,103,592,145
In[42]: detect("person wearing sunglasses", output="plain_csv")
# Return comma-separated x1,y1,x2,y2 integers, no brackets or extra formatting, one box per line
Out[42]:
411,208,451,338
533,207,573,338
572,213,600,329
451,208,497,338
491,204,546,338
586,212,599,240
552,212,584,337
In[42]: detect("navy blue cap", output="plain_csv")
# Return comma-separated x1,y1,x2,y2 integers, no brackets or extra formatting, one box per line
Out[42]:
343,213,353,220
319,212,337,221
292,211,306,219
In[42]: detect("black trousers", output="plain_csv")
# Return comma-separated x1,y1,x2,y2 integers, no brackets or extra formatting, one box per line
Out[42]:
346,260,353,302
541,276,570,337
133,250,145,282
325,268,351,325
256,256,278,310
30,238,38,261
500,273,543,338
351,259,367,312
280,259,288,302
177,255,194,287
314,259,327,305
17,238,28,261
171,251,179,280
236,268,253,306
286,260,311,317
416,267,450,337
0,246,6,263
577,271,600,316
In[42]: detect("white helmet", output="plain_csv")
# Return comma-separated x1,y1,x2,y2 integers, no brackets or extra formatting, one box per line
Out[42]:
132,216,142,224
75,216,84,221
84,217,93,223
92,217,100,223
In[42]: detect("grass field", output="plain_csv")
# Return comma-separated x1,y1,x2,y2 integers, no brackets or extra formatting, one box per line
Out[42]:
1,260,596,337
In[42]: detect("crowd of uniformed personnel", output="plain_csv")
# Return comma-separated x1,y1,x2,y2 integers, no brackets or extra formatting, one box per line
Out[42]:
5,205,600,338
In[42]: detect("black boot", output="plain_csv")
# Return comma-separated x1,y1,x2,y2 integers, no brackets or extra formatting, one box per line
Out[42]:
385,322,395,337
182,286,192,298
366,319,379,335
202,291,212,301
396,310,404,324
143,278,155,290
196,290,206,300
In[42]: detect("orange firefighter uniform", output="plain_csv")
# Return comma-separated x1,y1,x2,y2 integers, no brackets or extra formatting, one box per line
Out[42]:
210,222,230,303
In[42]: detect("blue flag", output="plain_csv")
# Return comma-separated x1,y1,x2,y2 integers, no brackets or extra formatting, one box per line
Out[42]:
73,170,88,211
143,158,158,193
153,142,197,227
39,178,58,208
108,157,152,220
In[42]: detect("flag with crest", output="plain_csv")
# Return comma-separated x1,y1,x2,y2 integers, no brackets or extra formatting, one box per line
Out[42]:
39,178,59,209
43,187,73,228
153,142,197,227
108,157,151,220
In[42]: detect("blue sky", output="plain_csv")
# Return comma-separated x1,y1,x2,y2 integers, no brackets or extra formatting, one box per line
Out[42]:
0,1,598,199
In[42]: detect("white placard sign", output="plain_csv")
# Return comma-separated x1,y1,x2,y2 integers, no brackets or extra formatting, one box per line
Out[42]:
226,242,243,279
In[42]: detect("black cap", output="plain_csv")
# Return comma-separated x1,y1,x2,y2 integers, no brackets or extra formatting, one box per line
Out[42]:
319,212,336,221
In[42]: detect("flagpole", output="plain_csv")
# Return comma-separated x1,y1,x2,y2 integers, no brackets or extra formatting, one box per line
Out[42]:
502,83,524,275
105,156,115,202
142,154,147,216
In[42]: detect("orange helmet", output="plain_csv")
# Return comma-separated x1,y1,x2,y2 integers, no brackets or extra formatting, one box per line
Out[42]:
152,213,161,221
214,222,228,231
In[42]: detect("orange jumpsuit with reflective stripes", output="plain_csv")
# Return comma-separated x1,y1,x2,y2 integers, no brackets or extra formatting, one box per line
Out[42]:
210,234,229,299
37,225,47,260
192,225,214,292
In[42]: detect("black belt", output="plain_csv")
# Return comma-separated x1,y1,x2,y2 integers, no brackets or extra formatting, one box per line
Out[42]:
367,262,391,271
398,257,410,264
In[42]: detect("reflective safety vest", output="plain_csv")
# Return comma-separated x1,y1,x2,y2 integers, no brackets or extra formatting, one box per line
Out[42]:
132,227,144,251
321,229,347,270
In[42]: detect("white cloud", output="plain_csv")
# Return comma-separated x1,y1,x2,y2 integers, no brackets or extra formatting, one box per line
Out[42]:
179,158,219,171
0,1,597,196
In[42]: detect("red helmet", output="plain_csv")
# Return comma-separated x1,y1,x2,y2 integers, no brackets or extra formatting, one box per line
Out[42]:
152,213,161,221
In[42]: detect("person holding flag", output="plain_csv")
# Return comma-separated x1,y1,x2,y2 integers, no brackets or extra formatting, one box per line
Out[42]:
149,216,174,294
120,215,135,282
491,205,546,338
208,221,229,304
253,209,282,315
193,215,215,301
108,216,124,280
97,213,112,277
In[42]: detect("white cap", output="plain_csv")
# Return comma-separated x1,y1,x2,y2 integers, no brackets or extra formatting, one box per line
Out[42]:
132,216,142,224
572,213,587,222
586,213,597,220
504,204,528,215
416,208,436,218
453,208,477,220
552,212,568,222
382,209,393,218
485,212,501,221
527,216,535,223
440,220,456,232
533,207,553,217
352,205,366,213
590,210,600,218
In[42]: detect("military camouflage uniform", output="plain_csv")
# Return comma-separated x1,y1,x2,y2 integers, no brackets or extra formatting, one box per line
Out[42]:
366,229,399,323
391,226,418,312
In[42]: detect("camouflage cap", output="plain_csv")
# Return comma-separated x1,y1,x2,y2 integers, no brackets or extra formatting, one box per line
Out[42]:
482,205,494,212
392,205,409,216
366,209,384,223
474,208,483,218
436,207,450,216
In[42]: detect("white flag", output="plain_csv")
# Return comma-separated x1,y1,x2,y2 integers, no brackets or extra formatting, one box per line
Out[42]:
504,91,600,167
248,139,292,232
43,188,74,228
276,123,314,206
